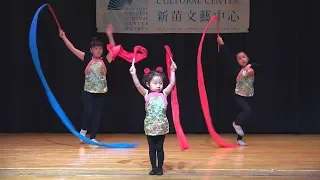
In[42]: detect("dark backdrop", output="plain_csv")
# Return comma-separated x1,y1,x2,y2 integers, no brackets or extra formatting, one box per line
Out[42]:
2,0,319,134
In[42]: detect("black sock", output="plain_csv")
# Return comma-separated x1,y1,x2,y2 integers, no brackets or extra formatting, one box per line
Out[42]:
237,135,243,140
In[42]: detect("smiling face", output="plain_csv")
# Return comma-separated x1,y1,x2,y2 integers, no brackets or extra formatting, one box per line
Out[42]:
236,52,249,67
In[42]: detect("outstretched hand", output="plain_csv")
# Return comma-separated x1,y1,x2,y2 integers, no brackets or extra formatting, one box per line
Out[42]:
217,36,224,45
245,64,251,69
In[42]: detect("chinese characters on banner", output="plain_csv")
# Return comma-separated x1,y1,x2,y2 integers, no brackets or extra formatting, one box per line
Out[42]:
96,0,250,33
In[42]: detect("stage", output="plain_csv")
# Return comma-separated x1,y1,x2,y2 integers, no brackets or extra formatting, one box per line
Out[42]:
1,134,319,179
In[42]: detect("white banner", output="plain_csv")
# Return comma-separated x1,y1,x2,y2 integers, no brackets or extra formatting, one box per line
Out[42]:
96,0,250,33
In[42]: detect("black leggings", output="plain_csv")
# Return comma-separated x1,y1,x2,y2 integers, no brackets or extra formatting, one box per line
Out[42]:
234,95,251,140
81,90,105,139
234,94,251,126
147,135,165,169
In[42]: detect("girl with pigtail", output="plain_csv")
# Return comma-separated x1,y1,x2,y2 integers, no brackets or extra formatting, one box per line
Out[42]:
129,62,177,176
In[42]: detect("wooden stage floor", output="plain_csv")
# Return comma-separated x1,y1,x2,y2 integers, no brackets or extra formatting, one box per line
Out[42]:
1,134,319,179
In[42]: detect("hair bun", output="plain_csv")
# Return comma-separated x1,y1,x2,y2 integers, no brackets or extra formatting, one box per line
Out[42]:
156,67,163,72
144,68,150,75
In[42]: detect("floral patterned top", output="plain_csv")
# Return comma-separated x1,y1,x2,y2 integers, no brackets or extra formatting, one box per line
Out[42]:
144,92,169,136
235,68,255,97
83,54,108,94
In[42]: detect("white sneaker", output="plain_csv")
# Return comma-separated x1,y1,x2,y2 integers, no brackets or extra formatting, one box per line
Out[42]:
233,122,244,136
79,129,87,142
237,140,248,146
89,139,99,146
91,139,98,143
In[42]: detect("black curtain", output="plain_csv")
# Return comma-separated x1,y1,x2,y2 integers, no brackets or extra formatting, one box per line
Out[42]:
2,0,319,134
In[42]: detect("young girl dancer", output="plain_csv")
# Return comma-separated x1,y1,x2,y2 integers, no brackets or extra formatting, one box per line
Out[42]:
217,36,261,146
129,62,177,175
59,24,115,143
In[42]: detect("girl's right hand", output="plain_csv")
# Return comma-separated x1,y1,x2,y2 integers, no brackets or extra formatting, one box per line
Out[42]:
106,24,113,36
59,30,66,38
129,65,136,75
217,36,224,45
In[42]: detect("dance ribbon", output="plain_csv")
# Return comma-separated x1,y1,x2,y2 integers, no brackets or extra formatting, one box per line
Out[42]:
164,45,190,151
47,4,61,30
107,44,148,63
197,16,237,148
29,4,139,148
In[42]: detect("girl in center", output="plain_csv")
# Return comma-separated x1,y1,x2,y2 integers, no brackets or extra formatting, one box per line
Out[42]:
129,62,177,176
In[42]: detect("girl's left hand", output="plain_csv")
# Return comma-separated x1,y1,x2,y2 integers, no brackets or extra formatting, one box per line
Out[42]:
245,64,251,69
171,61,177,71
106,24,113,36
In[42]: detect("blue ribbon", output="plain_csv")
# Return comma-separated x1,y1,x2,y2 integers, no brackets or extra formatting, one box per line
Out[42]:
29,4,139,148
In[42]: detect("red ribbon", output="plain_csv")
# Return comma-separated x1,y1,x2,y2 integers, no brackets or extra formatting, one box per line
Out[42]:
164,45,190,151
197,16,238,148
107,44,148,63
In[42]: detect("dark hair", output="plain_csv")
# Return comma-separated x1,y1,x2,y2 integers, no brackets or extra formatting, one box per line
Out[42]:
142,69,166,87
236,51,246,56
236,51,250,60
90,37,104,48
236,51,249,58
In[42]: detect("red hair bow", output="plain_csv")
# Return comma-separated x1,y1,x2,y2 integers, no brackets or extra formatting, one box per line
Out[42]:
144,68,150,76
144,67,163,76
156,67,163,72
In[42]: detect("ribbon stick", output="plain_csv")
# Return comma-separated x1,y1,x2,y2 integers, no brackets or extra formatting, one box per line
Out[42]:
197,16,238,148
29,4,139,148
164,45,190,151
217,17,220,52
170,57,174,63
132,58,135,66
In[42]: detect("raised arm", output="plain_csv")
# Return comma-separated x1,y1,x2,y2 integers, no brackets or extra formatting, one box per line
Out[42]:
59,30,85,61
217,36,238,70
129,64,147,96
163,61,177,96
105,24,116,63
